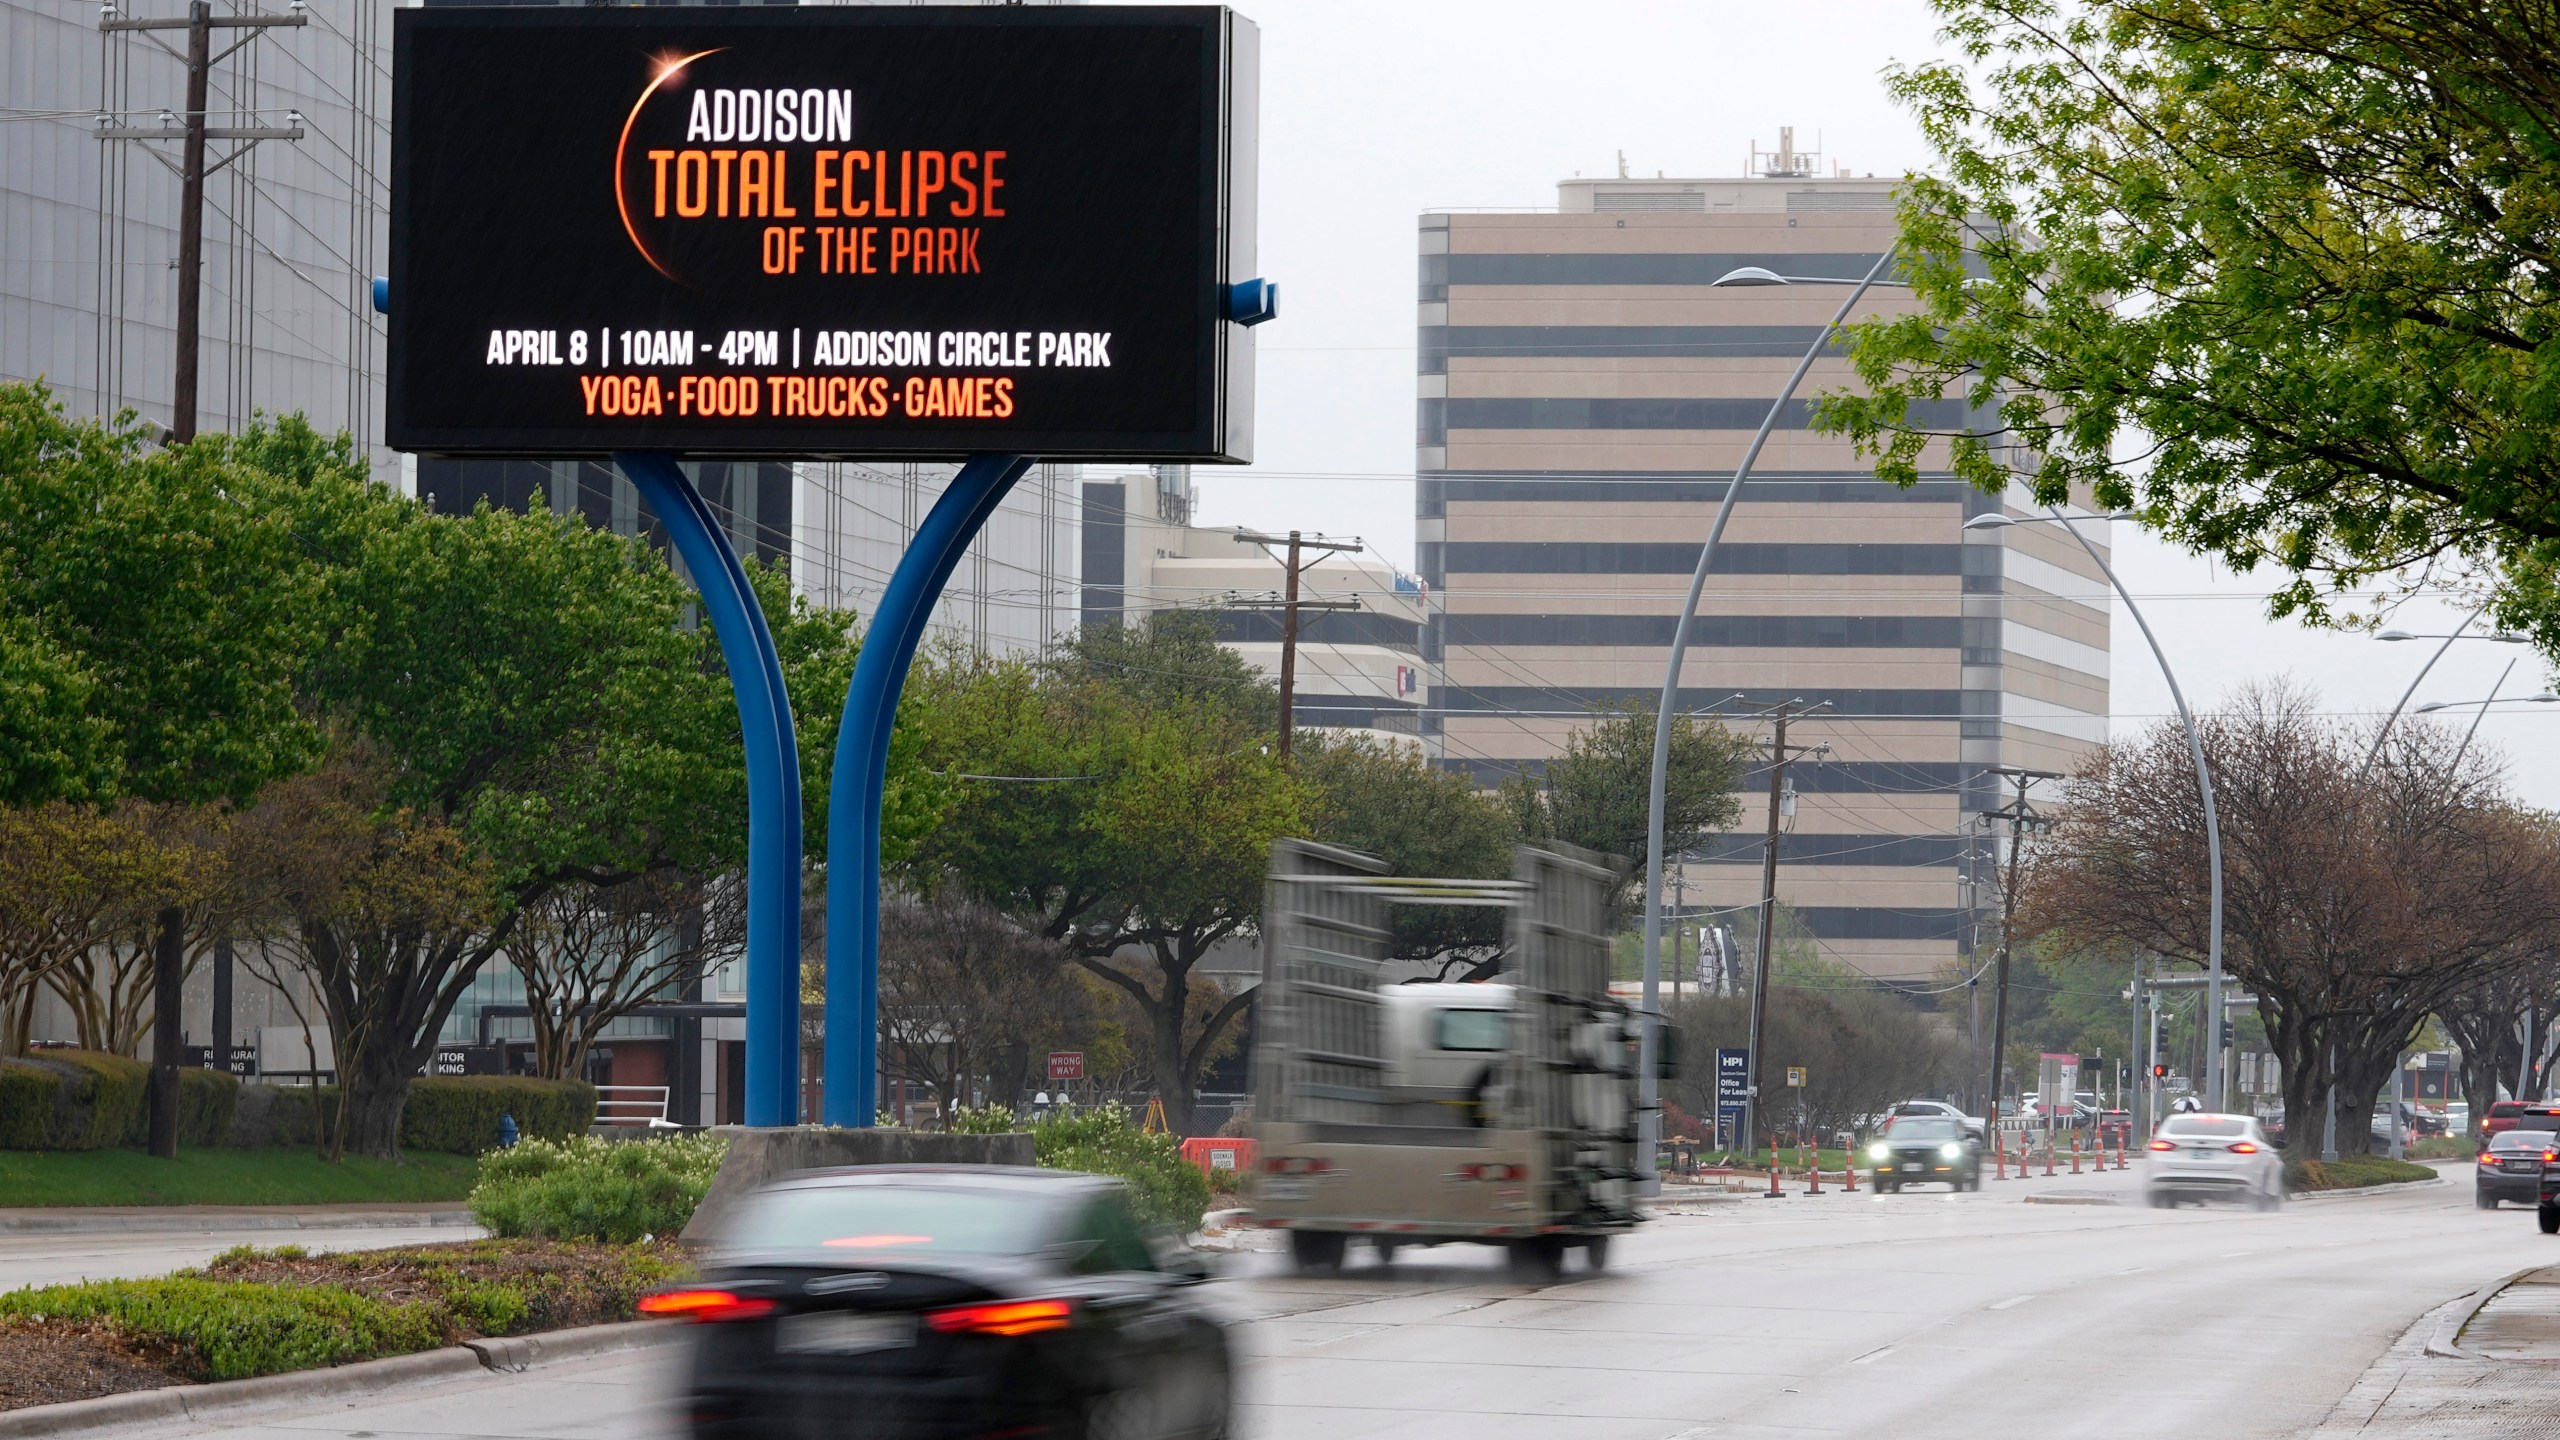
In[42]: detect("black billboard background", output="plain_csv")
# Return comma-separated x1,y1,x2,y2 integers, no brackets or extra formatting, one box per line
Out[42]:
387,7,1244,458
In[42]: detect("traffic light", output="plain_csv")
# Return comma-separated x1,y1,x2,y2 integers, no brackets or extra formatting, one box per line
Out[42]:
2152,1064,2168,1078
2220,1020,2236,1049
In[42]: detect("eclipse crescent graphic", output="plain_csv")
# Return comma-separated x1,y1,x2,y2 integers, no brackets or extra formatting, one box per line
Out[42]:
615,48,723,283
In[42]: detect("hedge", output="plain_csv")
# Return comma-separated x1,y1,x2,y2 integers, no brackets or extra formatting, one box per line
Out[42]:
0,1051,235,1151
0,1277,443,1381
238,1076,596,1155
0,1064,585,1154
402,1077,596,1155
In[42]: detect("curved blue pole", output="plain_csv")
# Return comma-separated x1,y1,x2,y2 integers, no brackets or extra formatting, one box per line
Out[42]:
826,454,1034,1127
615,453,802,1128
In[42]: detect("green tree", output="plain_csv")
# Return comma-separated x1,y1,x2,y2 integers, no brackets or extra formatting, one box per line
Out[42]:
1818,0,2560,641
1501,700,1750,917
912,614,1303,1132
1297,733,1518,976
0,384,321,1153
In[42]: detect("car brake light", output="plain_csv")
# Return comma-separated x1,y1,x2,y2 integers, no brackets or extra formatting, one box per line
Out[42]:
924,1299,1074,1337
637,1288,776,1323
1263,1156,1334,1175
2227,1142,2261,1154
2481,1153,2502,1166
2148,1138,2176,1151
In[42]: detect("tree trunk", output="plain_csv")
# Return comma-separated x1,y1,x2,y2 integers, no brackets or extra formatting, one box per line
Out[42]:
147,905,184,1159
1151,981,1192,1136
340,1053,413,1160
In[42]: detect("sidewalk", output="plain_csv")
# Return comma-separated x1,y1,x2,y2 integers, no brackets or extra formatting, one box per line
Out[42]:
0,1203,472,1234
2313,1265,2560,1436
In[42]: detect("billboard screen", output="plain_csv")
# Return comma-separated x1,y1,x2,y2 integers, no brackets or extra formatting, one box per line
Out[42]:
386,6,1257,460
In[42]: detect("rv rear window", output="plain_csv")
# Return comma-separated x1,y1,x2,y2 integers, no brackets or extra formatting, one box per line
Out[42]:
1434,1009,1507,1052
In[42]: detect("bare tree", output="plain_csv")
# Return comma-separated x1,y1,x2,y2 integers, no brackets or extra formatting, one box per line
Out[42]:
2437,952,2560,1132
1667,986,1957,1143
876,889,1096,1121
509,869,744,1081
2025,683,2560,1155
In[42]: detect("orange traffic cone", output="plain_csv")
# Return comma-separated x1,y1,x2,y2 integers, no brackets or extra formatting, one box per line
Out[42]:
2070,1130,2083,1175
1766,1136,1782,1199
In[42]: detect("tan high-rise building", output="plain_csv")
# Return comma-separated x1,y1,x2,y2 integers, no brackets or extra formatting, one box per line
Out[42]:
1417,162,2111,982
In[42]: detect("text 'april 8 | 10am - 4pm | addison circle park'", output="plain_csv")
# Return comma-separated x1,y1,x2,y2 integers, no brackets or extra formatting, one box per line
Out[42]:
387,4,1261,460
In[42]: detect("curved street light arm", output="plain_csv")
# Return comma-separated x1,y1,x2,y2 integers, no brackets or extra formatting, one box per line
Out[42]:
2042,507,2228,1112
1639,245,1897,1183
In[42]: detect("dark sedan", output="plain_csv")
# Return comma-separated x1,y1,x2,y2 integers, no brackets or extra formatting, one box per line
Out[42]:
1866,1115,1981,1192
648,1166,1231,1440
2475,1130,2552,1209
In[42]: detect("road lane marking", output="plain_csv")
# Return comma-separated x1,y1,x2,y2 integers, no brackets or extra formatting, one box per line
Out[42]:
1850,1345,1895,1364
1989,1294,2036,1310
2116,1266,2148,1275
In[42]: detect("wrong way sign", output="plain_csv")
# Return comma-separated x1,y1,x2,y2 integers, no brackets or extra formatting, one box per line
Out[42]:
1046,1051,1086,1082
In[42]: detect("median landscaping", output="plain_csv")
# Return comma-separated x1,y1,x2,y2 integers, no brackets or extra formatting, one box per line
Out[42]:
2286,1154,2438,1192
0,1238,687,1412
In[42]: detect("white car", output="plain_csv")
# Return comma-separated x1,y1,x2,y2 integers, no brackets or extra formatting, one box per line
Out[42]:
2144,1112,2284,1210
1887,1099,1987,1144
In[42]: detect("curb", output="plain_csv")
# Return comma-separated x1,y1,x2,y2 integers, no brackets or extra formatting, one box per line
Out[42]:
0,1206,476,1235
0,1319,677,1437
2424,1267,2541,1362
2021,1193,2119,1206
2289,1175,2446,1203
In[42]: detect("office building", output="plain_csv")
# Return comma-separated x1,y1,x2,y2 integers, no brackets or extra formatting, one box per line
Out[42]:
1082,465,1428,747
1418,149,2110,980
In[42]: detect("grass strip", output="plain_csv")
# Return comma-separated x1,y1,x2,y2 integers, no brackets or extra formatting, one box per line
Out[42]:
0,1148,476,1208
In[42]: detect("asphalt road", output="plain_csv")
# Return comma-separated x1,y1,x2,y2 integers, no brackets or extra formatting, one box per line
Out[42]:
0,1225,474,1293
41,1162,2560,1440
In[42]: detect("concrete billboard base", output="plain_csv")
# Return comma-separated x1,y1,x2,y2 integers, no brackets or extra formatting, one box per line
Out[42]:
679,1125,1036,1245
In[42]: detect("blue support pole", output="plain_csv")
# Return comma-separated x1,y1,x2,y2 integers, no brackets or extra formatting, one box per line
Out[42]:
826,454,1033,1127
615,453,803,1128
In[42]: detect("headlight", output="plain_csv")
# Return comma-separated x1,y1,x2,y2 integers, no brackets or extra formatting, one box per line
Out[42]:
1940,1143,1962,1160
1868,1143,1891,1161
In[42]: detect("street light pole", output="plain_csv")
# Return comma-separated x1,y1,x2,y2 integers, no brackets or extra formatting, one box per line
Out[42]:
1967,508,2230,1110
1638,247,1899,1187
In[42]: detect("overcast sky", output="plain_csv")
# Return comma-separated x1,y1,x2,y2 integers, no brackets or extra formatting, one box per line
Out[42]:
1159,0,2560,805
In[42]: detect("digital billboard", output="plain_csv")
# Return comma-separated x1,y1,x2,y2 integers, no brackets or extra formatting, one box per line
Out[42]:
386,6,1258,460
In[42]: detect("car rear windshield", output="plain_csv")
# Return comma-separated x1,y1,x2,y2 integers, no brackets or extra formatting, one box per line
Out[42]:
2490,1102,2525,1117
1892,1118,1961,1140
2488,1131,2554,1153
2160,1118,2248,1138
725,1184,1059,1256
2514,1111,2560,1132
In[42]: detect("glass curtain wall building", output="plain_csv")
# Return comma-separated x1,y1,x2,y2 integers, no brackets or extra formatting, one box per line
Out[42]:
1418,170,2111,981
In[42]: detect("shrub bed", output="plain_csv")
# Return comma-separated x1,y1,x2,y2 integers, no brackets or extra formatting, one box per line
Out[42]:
470,1132,728,1243
2286,1154,2438,1192
1028,1104,1212,1233
0,1238,687,1402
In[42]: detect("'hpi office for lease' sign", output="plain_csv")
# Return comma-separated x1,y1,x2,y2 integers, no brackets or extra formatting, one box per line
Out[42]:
387,6,1258,460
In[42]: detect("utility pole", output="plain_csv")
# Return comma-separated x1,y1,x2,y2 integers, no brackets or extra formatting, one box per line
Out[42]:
1669,869,1686,1002
1978,765,2061,1128
97,2,304,1158
1233,530,1362,760
1742,699,1828,1150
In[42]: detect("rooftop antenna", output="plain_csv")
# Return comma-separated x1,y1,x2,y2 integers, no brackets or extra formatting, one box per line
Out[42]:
1616,148,1628,179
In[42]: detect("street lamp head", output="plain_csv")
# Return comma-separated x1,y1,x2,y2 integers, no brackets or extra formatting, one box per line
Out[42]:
2375,630,2416,642
1962,513,2018,530
2414,701,2453,714
1711,266,1789,287
2531,692,2560,704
